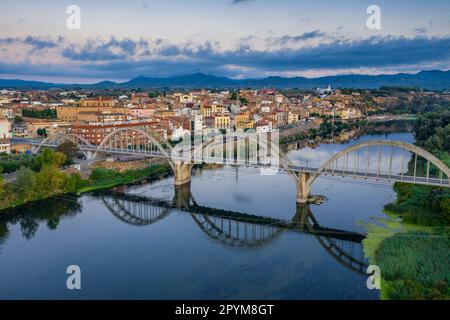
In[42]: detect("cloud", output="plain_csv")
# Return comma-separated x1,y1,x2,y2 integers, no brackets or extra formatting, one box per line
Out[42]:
23,36,60,50
1,34,450,80
0,36,61,51
0,38,17,45
61,37,146,61
414,27,427,34
266,30,326,45
0,36,64,62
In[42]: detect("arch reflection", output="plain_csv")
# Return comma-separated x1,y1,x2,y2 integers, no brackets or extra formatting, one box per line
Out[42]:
101,183,368,274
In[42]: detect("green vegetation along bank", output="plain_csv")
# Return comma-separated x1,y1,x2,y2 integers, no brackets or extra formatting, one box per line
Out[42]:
0,148,172,211
363,110,450,300
77,164,172,194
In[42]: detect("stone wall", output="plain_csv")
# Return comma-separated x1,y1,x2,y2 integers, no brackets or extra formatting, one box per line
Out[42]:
91,158,168,172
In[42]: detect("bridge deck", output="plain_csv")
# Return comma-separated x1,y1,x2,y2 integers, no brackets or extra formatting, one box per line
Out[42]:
24,139,450,187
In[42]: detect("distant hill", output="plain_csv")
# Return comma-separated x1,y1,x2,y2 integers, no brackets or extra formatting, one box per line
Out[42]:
1,70,450,90
0,79,58,89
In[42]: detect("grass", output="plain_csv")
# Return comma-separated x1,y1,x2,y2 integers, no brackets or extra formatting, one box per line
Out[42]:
377,232,450,300
362,182,450,300
77,164,172,195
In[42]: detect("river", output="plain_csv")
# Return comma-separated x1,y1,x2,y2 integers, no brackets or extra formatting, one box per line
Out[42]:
0,130,415,299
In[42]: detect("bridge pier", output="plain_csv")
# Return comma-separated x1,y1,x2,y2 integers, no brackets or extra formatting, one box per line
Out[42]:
296,172,311,203
86,151,97,161
31,145,39,155
174,161,193,186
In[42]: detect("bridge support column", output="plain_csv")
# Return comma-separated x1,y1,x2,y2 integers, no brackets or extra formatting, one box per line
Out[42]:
174,161,192,186
86,151,96,161
31,145,39,155
296,172,311,204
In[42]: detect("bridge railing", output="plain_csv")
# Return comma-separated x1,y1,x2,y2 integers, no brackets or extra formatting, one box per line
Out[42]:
26,133,450,187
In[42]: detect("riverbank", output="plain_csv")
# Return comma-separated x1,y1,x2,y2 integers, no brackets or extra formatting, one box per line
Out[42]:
280,118,367,144
280,117,416,145
0,152,172,212
363,184,449,300
363,110,450,300
77,164,172,195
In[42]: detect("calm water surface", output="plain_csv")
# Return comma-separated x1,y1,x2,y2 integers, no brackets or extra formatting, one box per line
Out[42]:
0,132,414,299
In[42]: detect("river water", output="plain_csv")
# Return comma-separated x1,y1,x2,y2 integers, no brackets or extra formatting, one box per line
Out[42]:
0,131,415,299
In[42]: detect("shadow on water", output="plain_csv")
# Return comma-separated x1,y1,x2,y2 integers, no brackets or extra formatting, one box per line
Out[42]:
0,195,82,243
0,182,369,276
95,183,369,275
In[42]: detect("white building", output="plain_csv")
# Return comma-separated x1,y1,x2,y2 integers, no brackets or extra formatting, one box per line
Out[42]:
260,105,271,113
255,121,272,134
275,94,284,104
170,126,190,142
192,115,204,135
0,118,11,154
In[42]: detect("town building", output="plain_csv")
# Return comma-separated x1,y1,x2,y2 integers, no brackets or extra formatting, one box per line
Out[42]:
0,118,11,153
69,121,168,145
26,120,71,137
79,96,116,107
56,106,130,121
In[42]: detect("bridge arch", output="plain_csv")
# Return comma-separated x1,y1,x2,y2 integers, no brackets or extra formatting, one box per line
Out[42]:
175,132,299,184
33,132,92,156
96,127,176,172
307,140,450,187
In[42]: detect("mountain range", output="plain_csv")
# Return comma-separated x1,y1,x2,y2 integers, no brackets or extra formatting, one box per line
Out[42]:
1,70,450,90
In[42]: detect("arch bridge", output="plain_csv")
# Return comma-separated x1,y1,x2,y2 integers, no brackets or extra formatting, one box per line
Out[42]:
25,128,450,203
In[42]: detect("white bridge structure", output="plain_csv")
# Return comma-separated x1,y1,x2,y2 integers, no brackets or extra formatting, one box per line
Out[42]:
21,127,450,203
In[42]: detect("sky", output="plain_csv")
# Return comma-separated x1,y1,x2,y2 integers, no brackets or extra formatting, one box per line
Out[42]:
0,0,449,83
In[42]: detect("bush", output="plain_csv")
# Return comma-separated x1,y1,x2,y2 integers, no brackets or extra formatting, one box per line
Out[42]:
0,155,39,173
89,167,121,183
89,165,170,186
386,182,450,226
377,232,450,300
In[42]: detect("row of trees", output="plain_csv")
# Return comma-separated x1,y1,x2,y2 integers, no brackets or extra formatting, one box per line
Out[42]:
0,155,40,173
414,110,450,167
22,108,57,119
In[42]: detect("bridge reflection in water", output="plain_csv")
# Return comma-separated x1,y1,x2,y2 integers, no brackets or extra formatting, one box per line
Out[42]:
99,183,368,275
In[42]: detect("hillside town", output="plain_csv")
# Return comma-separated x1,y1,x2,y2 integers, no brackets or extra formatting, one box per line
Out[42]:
1,86,449,154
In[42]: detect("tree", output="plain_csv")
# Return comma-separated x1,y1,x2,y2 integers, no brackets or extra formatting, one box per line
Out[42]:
35,148,67,169
34,165,66,197
0,165,4,198
14,116,24,124
61,173,88,193
424,124,450,153
22,108,56,119
15,166,37,201
56,141,79,162
36,128,47,137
